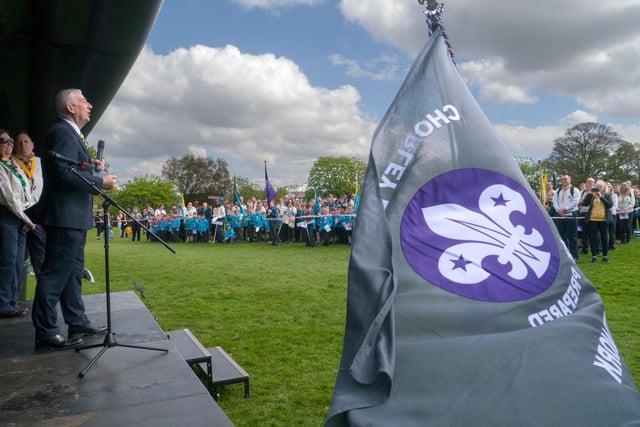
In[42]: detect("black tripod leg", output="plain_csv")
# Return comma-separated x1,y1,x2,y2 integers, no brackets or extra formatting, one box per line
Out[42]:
77,335,168,377
63,167,175,379
116,343,169,352
79,345,109,378
76,342,106,351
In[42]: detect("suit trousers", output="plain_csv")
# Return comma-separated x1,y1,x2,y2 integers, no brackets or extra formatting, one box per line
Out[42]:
553,215,578,260
26,224,47,277
32,227,89,339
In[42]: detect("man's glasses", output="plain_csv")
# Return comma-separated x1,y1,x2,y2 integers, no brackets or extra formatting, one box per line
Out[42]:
0,137,14,144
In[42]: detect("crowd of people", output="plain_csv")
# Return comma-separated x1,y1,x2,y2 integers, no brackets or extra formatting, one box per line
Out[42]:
95,193,358,248
543,174,640,263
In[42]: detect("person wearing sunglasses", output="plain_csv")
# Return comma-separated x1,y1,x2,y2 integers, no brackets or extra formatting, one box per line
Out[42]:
0,130,36,318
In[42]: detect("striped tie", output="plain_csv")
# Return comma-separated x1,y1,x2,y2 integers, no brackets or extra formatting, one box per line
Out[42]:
80,133,87,146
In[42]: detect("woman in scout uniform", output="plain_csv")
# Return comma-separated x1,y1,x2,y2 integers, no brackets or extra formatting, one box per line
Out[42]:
0,130,35,318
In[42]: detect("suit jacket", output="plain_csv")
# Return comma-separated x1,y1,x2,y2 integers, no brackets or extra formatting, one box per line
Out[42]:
41,120,103,230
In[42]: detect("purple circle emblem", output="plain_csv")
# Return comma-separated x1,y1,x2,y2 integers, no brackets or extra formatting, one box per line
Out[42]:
401,168,559,302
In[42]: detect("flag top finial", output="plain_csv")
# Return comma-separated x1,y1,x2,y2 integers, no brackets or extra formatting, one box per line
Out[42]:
419,0,456,65
418,0,442,12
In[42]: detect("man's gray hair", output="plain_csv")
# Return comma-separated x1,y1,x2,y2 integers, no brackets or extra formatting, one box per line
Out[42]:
54,88,81,118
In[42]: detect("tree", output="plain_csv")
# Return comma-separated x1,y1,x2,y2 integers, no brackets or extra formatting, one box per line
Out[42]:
515,156,541,194
232,176,262,202
162,154,232,201
610,141,640,184
307,156,367,198
113,175,178,211
236,178,289,203
545,122,623,184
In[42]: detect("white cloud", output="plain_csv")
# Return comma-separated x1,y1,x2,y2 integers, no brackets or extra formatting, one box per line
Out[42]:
329,53,401,81
91,45,375,187
611,124,640,144
562,110,598,126
90,0,640,190
495,124,566,161
459,58,538,104
230,0,324,10
339,0,640,118
339,1,424,53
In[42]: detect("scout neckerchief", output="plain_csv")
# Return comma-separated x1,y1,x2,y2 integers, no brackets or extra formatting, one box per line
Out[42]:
13,155,34,180
1,157,29,202
13,155,37,192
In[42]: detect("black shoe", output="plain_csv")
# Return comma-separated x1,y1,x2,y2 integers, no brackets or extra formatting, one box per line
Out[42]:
1,309,22,318
35,334,84,351
581,249,588,254
68,324,108,339
82,267,95,283
591,257,597,263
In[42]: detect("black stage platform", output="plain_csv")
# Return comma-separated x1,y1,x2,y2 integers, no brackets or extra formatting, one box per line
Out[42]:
0,291,234,427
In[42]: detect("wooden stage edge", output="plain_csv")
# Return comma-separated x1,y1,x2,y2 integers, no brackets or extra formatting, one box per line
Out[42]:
0,291,234,427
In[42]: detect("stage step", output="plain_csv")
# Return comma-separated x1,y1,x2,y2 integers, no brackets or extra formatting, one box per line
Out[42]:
201,346,250,399
167,328,212,392
167,329,249,399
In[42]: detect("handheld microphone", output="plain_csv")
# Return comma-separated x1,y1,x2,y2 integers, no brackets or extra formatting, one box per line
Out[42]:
96,140,105,161
48,151,89,170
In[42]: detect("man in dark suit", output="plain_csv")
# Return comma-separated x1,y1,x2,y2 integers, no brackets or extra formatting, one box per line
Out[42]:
32,88,117,350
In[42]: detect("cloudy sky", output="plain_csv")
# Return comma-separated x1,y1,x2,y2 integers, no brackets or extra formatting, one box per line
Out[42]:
90,0,640,188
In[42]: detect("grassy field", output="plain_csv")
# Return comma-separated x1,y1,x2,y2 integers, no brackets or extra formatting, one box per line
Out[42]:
27,233,639,426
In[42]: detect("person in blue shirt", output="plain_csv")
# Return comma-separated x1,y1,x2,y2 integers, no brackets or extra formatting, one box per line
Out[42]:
185,215,197,243
196,216,209,243
304,200,316,247
267,201,281,246
241,206,250,242
250,206,265,242
223,224,236,243
228,207,243,242
317,206,334,246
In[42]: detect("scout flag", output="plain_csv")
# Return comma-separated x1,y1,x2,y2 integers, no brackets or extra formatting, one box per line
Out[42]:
326,25,640,427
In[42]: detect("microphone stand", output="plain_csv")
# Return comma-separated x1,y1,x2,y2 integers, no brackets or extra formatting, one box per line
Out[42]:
63,163,175,378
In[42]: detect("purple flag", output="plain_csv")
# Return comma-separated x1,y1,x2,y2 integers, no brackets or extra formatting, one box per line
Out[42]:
265,162,276,206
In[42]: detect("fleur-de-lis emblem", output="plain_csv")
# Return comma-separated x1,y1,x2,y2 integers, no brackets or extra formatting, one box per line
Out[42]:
421,184,550,285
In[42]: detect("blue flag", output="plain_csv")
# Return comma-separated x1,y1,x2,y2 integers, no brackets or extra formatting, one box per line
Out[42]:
313,188,321,215
233,176,245,215
325,28,640,426
265,162,276,206
352,183,361,215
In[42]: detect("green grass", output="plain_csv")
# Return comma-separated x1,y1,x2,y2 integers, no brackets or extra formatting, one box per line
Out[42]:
575,242,640,378
26,235,640,426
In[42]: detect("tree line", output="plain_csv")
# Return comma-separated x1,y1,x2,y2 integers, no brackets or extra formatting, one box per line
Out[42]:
520,122,640,192
113,121,627,212
112,154,366,212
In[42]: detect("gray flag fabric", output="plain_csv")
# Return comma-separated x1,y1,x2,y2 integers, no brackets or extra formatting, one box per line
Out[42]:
325,29,640,426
